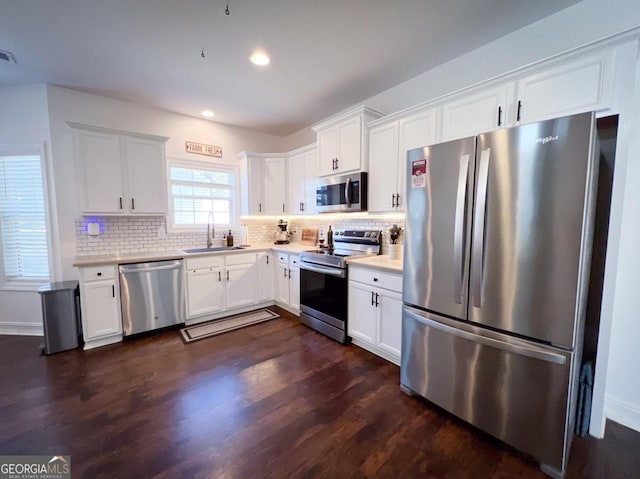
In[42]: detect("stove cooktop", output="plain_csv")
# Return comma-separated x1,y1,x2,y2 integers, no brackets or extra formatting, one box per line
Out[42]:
300,229,381,269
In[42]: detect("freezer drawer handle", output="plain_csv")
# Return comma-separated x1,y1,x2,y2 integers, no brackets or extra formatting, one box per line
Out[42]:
453,154,470,305
472,148,490,308
406,308,566,365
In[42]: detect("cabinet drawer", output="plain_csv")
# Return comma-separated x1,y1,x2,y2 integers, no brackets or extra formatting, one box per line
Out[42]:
80,265,116,282
289,255,300,267
277,253,289,265
225,253,257,266
185,255,224,271
349,266,402,293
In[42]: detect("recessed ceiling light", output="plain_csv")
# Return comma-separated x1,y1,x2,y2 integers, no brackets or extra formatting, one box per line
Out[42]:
201,110,215,118
249,51,270,66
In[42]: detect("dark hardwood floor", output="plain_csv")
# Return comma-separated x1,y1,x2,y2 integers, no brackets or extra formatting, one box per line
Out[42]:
1,307,638,478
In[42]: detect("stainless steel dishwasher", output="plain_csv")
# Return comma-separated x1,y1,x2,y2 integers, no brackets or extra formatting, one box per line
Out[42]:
119,259,185,336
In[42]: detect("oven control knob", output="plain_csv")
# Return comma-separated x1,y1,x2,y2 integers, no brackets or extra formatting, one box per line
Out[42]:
364,232,370,237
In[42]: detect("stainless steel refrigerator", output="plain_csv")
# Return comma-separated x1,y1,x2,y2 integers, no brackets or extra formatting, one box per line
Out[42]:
401,112,597,478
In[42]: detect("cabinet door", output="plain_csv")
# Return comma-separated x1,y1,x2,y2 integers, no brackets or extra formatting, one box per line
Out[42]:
257,252,273,302
75,130,124,214
336,116,362,173
288,154,306,214
368,122,399,212
347,281,376,343
377,288,403,359
317,127,338,177
289,266,300,312
516,52,613,124
81,280,121,340
303,149,318,214
441,84,511,141
225,263,257,310
124,137,167,215
398,108,438,210
276,264,290,305
247,157,265,215
264,157,288,214
186,268,224,318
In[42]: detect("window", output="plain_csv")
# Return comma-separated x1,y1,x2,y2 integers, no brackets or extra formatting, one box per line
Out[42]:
0,146,50,287
168,159,237,230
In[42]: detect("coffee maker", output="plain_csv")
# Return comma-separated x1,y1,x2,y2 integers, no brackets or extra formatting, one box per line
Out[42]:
274,219,290,244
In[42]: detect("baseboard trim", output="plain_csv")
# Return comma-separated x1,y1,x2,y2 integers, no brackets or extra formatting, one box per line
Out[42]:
605,395,640,432
0,322,43,336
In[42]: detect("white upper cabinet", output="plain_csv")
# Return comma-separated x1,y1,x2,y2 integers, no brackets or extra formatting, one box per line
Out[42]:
74,130,124,214
264,157,288,214
368,122,400,213
238,152,266,215
70,123,168,216
368,107,438,212
123,136,167,215
441,84,512,141
313,106,384,177
288,145,317,214
515,51,614,124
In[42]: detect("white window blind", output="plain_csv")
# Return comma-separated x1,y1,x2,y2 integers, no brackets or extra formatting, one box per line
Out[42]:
0,154,50,283
169,160,236,229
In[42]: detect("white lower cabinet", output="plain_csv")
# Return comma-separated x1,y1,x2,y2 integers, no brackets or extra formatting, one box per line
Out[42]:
185,252,265,322
274,253,300,314
348,266,403,365
225,263,257,310
78,265,122,349
257,252,273,302
186,267,225,317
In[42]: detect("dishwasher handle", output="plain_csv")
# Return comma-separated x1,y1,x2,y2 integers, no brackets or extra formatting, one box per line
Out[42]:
119,260,183,274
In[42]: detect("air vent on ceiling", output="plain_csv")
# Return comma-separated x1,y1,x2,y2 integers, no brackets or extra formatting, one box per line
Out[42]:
0,50,17,64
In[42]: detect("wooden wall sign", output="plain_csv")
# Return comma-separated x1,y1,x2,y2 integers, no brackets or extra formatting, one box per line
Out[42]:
185,141,223,158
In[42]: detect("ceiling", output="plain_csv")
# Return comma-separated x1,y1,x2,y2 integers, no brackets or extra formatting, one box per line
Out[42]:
0,1,579,136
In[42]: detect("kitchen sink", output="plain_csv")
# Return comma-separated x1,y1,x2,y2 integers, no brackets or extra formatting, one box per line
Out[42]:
181,246,246,254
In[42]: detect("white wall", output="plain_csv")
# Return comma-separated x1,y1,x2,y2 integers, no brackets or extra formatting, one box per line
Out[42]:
45,85,285,281
601,56,640,432
0,84,52,335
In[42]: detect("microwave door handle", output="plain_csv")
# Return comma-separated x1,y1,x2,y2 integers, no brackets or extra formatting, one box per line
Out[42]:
345,177,351,206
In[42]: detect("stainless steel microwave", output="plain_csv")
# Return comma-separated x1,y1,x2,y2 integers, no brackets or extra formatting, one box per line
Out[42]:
315,172,367,213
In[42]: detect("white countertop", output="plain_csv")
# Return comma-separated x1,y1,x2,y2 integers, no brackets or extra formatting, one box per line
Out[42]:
73,242,316,267
347,254,403,274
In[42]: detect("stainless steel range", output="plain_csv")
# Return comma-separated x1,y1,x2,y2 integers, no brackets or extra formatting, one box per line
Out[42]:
299,229,381,343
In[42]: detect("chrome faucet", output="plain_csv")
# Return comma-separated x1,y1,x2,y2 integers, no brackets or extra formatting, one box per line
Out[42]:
207,211,215,248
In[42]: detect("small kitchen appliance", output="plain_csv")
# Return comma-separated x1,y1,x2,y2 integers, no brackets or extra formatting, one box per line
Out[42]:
299,229,381,343
274,219,290,244
315,172,368,213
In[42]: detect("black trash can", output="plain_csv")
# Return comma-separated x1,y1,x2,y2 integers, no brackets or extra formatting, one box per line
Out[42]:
38,281,81,354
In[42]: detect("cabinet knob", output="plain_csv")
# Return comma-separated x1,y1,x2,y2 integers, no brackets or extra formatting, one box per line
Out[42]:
373,277,378,282
97,272,102,277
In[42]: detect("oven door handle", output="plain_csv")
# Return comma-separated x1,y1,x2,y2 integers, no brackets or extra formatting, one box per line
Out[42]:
300,262,346,278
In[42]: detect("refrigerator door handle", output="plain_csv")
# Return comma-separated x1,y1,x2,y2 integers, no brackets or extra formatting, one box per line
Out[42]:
404,307,567,365
472,148,491,308
453,154,470,304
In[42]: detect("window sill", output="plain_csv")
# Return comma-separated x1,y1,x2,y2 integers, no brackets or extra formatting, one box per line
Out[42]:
1,281,49,292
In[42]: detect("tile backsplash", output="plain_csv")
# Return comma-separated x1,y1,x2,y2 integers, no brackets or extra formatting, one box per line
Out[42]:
75,215,405,256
